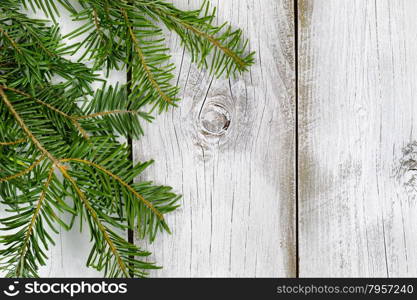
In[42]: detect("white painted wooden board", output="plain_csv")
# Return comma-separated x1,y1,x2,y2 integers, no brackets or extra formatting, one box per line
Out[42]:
299,0,417,277
134,0,296,277
0,0,295,278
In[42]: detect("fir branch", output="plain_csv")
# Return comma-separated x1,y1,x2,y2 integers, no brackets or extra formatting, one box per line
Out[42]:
60,158,164,220
1,85,89,139
0,86,61,166
2,86,70,118
0,0,253,278
138,0,255,76
151,4,247,68
59,168,131,277
84,84,154,138
121,8,174,106
15,166,54,277
0,87,152,276
0,155,45,183
0,26,21,53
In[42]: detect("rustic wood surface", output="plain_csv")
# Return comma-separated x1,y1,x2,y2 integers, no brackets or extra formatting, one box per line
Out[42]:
299,0,417,277
0,0,296,278
133,0,296,277
4,0,417,278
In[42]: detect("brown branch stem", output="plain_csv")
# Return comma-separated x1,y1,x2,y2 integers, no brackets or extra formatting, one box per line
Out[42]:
0,138,26,146
0,155,45,183
0,26,21,53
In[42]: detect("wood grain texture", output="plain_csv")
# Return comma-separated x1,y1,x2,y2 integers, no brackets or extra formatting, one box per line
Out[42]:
299,0,417,277
133,0,296,277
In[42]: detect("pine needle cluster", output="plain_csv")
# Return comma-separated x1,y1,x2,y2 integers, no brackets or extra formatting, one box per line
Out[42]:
0,0,254,277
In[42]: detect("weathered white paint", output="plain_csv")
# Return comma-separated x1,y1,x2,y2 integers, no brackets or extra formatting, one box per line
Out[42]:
299,0,417,277
0,0,294,278
6,0,417,279
133,0,296,277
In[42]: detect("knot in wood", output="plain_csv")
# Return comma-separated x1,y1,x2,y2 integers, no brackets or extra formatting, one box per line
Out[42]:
397,142,417,187
199,103,231,136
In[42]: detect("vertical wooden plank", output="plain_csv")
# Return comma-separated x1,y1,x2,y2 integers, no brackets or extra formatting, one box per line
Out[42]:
134,0,296,277
299,0,417,277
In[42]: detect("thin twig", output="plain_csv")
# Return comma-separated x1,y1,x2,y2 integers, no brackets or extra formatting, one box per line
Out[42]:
0,155,45,183
148,6,246,68
16,166,55,277
121,8,173,105
0,138,26,146
0,26,21,53
92,8,102,35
